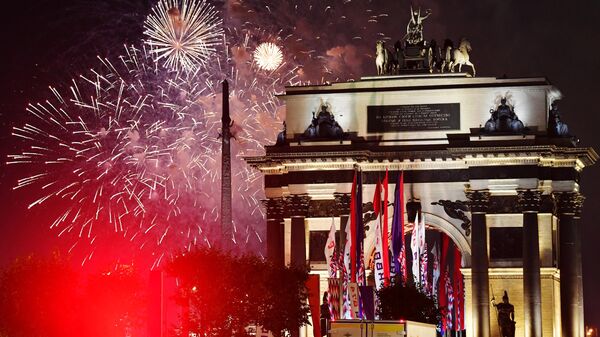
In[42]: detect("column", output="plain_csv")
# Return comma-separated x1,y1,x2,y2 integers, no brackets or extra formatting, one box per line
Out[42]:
518,189,543,337
553,192,585,337
263,197,284,266
465,189,491,337
334,193,351,253
284,194,311,269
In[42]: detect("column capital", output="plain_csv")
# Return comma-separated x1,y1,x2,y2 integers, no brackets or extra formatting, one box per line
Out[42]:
262,197,284,220
517,189,543,213
283,194,311,217
553,192,585,217
333,192,351,216
465,189,491,213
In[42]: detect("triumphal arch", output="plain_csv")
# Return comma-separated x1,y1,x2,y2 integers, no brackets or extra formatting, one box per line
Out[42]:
246,70,597,337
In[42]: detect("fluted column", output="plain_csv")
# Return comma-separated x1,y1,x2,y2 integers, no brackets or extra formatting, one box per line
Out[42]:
553,192,585,337
284,194,311,268
263,197,284,266
518,189,543,337
465,189,491,337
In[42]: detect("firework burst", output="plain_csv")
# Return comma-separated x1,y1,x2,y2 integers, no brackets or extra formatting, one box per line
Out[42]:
144,0,223,73
253,42,283,71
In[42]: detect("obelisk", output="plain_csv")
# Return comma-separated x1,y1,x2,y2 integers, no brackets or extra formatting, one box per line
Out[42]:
221,79,232,248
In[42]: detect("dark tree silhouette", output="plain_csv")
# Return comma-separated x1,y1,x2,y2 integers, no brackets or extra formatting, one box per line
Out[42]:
376,281,441,325
0,252,79,337
167,248,310,337
0,252,146,337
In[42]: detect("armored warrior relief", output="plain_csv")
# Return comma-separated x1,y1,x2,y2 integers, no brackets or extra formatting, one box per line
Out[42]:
492,291,516,337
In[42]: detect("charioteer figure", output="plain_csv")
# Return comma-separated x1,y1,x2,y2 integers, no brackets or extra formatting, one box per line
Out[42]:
405,6,431,46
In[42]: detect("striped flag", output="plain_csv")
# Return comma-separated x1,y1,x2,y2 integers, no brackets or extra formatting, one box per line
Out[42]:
439,235,449,333
432,242,441,301
343,202,353,318
420,242,429,294
446,266,454,332
327,278,341,320
411,211,420,286
325,217,337,278
418,213,428,292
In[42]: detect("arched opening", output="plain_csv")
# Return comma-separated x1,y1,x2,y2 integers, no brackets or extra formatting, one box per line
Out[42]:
366,210,468,335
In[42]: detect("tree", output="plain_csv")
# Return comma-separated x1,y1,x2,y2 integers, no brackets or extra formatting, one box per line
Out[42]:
76,265,146,337
376,281,441,325
0,252,146,337
167,248,310,337
0,252,79,337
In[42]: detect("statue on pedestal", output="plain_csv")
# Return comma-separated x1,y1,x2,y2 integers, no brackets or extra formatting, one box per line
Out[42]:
484,98,524,133
303,103,344,139
492,291,516,337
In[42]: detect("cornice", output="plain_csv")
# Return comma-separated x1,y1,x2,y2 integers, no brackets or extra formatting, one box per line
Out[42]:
245,145,597,173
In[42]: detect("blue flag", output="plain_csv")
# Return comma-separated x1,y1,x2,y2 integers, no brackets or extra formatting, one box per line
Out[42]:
391,171,406,283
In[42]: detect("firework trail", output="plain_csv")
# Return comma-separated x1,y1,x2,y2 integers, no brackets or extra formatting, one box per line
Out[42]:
10,0,430,267
10,28,298,267
144,0,223,73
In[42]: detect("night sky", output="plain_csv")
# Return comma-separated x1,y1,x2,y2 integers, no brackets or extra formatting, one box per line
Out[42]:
1,0,599,329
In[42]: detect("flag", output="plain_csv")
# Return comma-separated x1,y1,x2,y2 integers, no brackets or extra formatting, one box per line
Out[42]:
453,247,464,332
373,180,386,290
343,204,352,318
348,282,360,318
359,286,375,320
325,217,337,278
327,278,341,320
355,170,365,286
445,266,454,332
349,173,357,283
382,169,391,285
391,171,406,284
306,275,322,337
420,242,429,294
432,242,441,301
439,235,450,333
411,211,420,286
418,212,428,292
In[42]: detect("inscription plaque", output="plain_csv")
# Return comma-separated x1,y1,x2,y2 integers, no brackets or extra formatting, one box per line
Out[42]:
367,103,460,132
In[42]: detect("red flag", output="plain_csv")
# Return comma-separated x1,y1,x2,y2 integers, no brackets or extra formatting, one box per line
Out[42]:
453,246,464,331
349,173,357,282
373,180,381,216
382,169,391,285
439,235,450,333
372,180,385,290
306,274,321,337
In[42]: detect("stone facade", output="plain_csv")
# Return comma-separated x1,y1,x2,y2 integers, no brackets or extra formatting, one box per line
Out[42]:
246,74,597,337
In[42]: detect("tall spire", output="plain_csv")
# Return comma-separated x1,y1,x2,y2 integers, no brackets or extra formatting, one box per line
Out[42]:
221,79,232,248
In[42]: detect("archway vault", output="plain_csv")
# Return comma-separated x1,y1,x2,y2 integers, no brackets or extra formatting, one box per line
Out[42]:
365,211,472,268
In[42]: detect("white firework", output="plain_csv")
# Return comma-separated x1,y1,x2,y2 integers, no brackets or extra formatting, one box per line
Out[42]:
144,0,223,73
253,42,283,71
